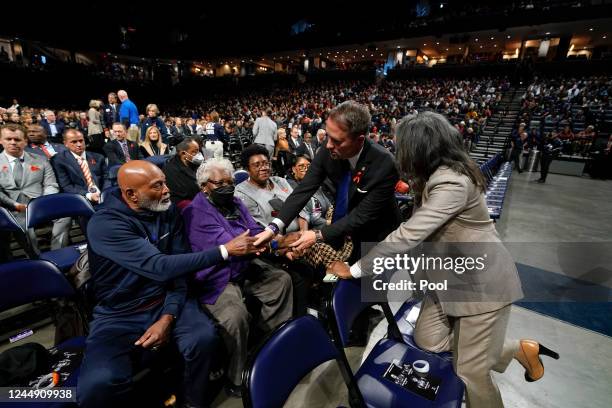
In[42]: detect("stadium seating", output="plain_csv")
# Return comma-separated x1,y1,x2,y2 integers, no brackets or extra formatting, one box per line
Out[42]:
479,154,513,220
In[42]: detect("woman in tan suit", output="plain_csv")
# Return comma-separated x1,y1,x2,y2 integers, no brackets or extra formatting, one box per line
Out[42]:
330,111,558,408
87,100,104,154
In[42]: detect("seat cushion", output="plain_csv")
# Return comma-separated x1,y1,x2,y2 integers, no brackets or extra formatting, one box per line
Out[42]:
39,247,82,272
355,339,464,408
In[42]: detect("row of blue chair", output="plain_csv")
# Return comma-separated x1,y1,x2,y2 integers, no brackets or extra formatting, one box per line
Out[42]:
0,260,186,407
479,154,512,220
243,279,465,408
0,193,95,271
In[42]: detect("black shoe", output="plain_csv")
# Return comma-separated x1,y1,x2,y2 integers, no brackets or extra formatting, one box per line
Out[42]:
536,179,545,183
225,382,242,398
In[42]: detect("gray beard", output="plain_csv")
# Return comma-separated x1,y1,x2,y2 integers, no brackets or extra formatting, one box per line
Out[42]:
140,196,172,212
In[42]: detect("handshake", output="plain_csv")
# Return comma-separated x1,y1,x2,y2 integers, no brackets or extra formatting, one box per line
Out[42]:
223,230,304,257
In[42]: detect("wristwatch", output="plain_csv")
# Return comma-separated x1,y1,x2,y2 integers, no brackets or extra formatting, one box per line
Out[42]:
314,229,324,243
267,223,280,235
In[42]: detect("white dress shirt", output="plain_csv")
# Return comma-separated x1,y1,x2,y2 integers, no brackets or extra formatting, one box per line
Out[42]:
3,151,25,172
49,122,58,136
70,151,98,199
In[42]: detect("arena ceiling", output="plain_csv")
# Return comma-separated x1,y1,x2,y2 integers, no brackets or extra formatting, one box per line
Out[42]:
1,1,611,59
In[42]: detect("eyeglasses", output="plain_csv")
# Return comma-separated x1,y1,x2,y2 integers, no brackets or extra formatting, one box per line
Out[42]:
295,164,310,171
249,160,271,170
207,179,234,187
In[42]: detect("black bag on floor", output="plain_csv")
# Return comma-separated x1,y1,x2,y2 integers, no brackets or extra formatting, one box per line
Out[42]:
0,342,50,386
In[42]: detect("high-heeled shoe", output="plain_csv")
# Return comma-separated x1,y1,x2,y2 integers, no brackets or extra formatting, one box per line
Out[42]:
515,339,560,382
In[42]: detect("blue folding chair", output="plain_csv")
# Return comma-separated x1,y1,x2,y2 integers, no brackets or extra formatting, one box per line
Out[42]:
145,154,171,169
242,315,365,408
234,169,249,185
0,260,83,408
107,164,122,187
26,193,95,271
329,279,465,408
0,206,36,258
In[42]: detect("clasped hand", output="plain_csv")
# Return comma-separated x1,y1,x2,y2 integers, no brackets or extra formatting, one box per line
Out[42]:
224,230,266,256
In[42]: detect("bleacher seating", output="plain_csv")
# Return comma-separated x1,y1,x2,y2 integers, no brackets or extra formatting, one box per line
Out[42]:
479,154,513,220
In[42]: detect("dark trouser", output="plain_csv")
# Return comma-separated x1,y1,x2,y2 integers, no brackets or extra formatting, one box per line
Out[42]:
77,298,218,408
511,149,522,172
540,155,553,182
266,257,322,316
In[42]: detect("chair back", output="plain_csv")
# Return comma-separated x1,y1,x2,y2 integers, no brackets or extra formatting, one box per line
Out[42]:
330,279,404,348
145,154,170,169
243,315,344,408
0,207,36,258
107,164,122,187
234,170,249,185
0,260,75,312
26,193,95,229
0,206,24,234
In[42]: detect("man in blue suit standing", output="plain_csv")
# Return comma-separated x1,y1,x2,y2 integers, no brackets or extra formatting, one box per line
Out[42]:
117,89,139,128
51,128,107,205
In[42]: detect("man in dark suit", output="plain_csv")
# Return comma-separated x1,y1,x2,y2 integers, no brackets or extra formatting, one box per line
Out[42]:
313,128,326,154
40,110,66,144
102,92,121,130
287,124,303,154
296,132,316,160
51,128,107,205
25,124,66,159
184,118,197,136
103,123,141,167
254,101,400,262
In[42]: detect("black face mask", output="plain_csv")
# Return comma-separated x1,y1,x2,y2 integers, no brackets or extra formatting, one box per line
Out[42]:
209,185,235,207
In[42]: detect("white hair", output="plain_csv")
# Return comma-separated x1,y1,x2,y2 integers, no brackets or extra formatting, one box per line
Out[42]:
117,90,128,98
44,110,55,117
196,158,235,186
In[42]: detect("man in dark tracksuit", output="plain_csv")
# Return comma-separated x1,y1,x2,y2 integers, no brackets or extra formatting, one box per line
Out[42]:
77,161,258,408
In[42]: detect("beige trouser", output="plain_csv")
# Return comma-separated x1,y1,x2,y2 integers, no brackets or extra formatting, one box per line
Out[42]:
414,294,519,408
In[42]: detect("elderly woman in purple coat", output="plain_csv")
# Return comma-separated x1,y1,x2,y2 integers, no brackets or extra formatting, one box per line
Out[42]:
182,158,294,397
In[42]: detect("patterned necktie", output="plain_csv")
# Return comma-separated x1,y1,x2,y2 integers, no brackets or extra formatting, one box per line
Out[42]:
333,163,351,223
121,141,131,162
78,157,95,190
13,158,24,187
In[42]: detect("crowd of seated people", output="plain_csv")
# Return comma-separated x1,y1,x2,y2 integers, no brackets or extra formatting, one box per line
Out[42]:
517,75,612,158
1,77,505,175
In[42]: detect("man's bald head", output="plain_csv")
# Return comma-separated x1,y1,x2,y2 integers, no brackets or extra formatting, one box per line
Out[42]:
118,161,171,212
